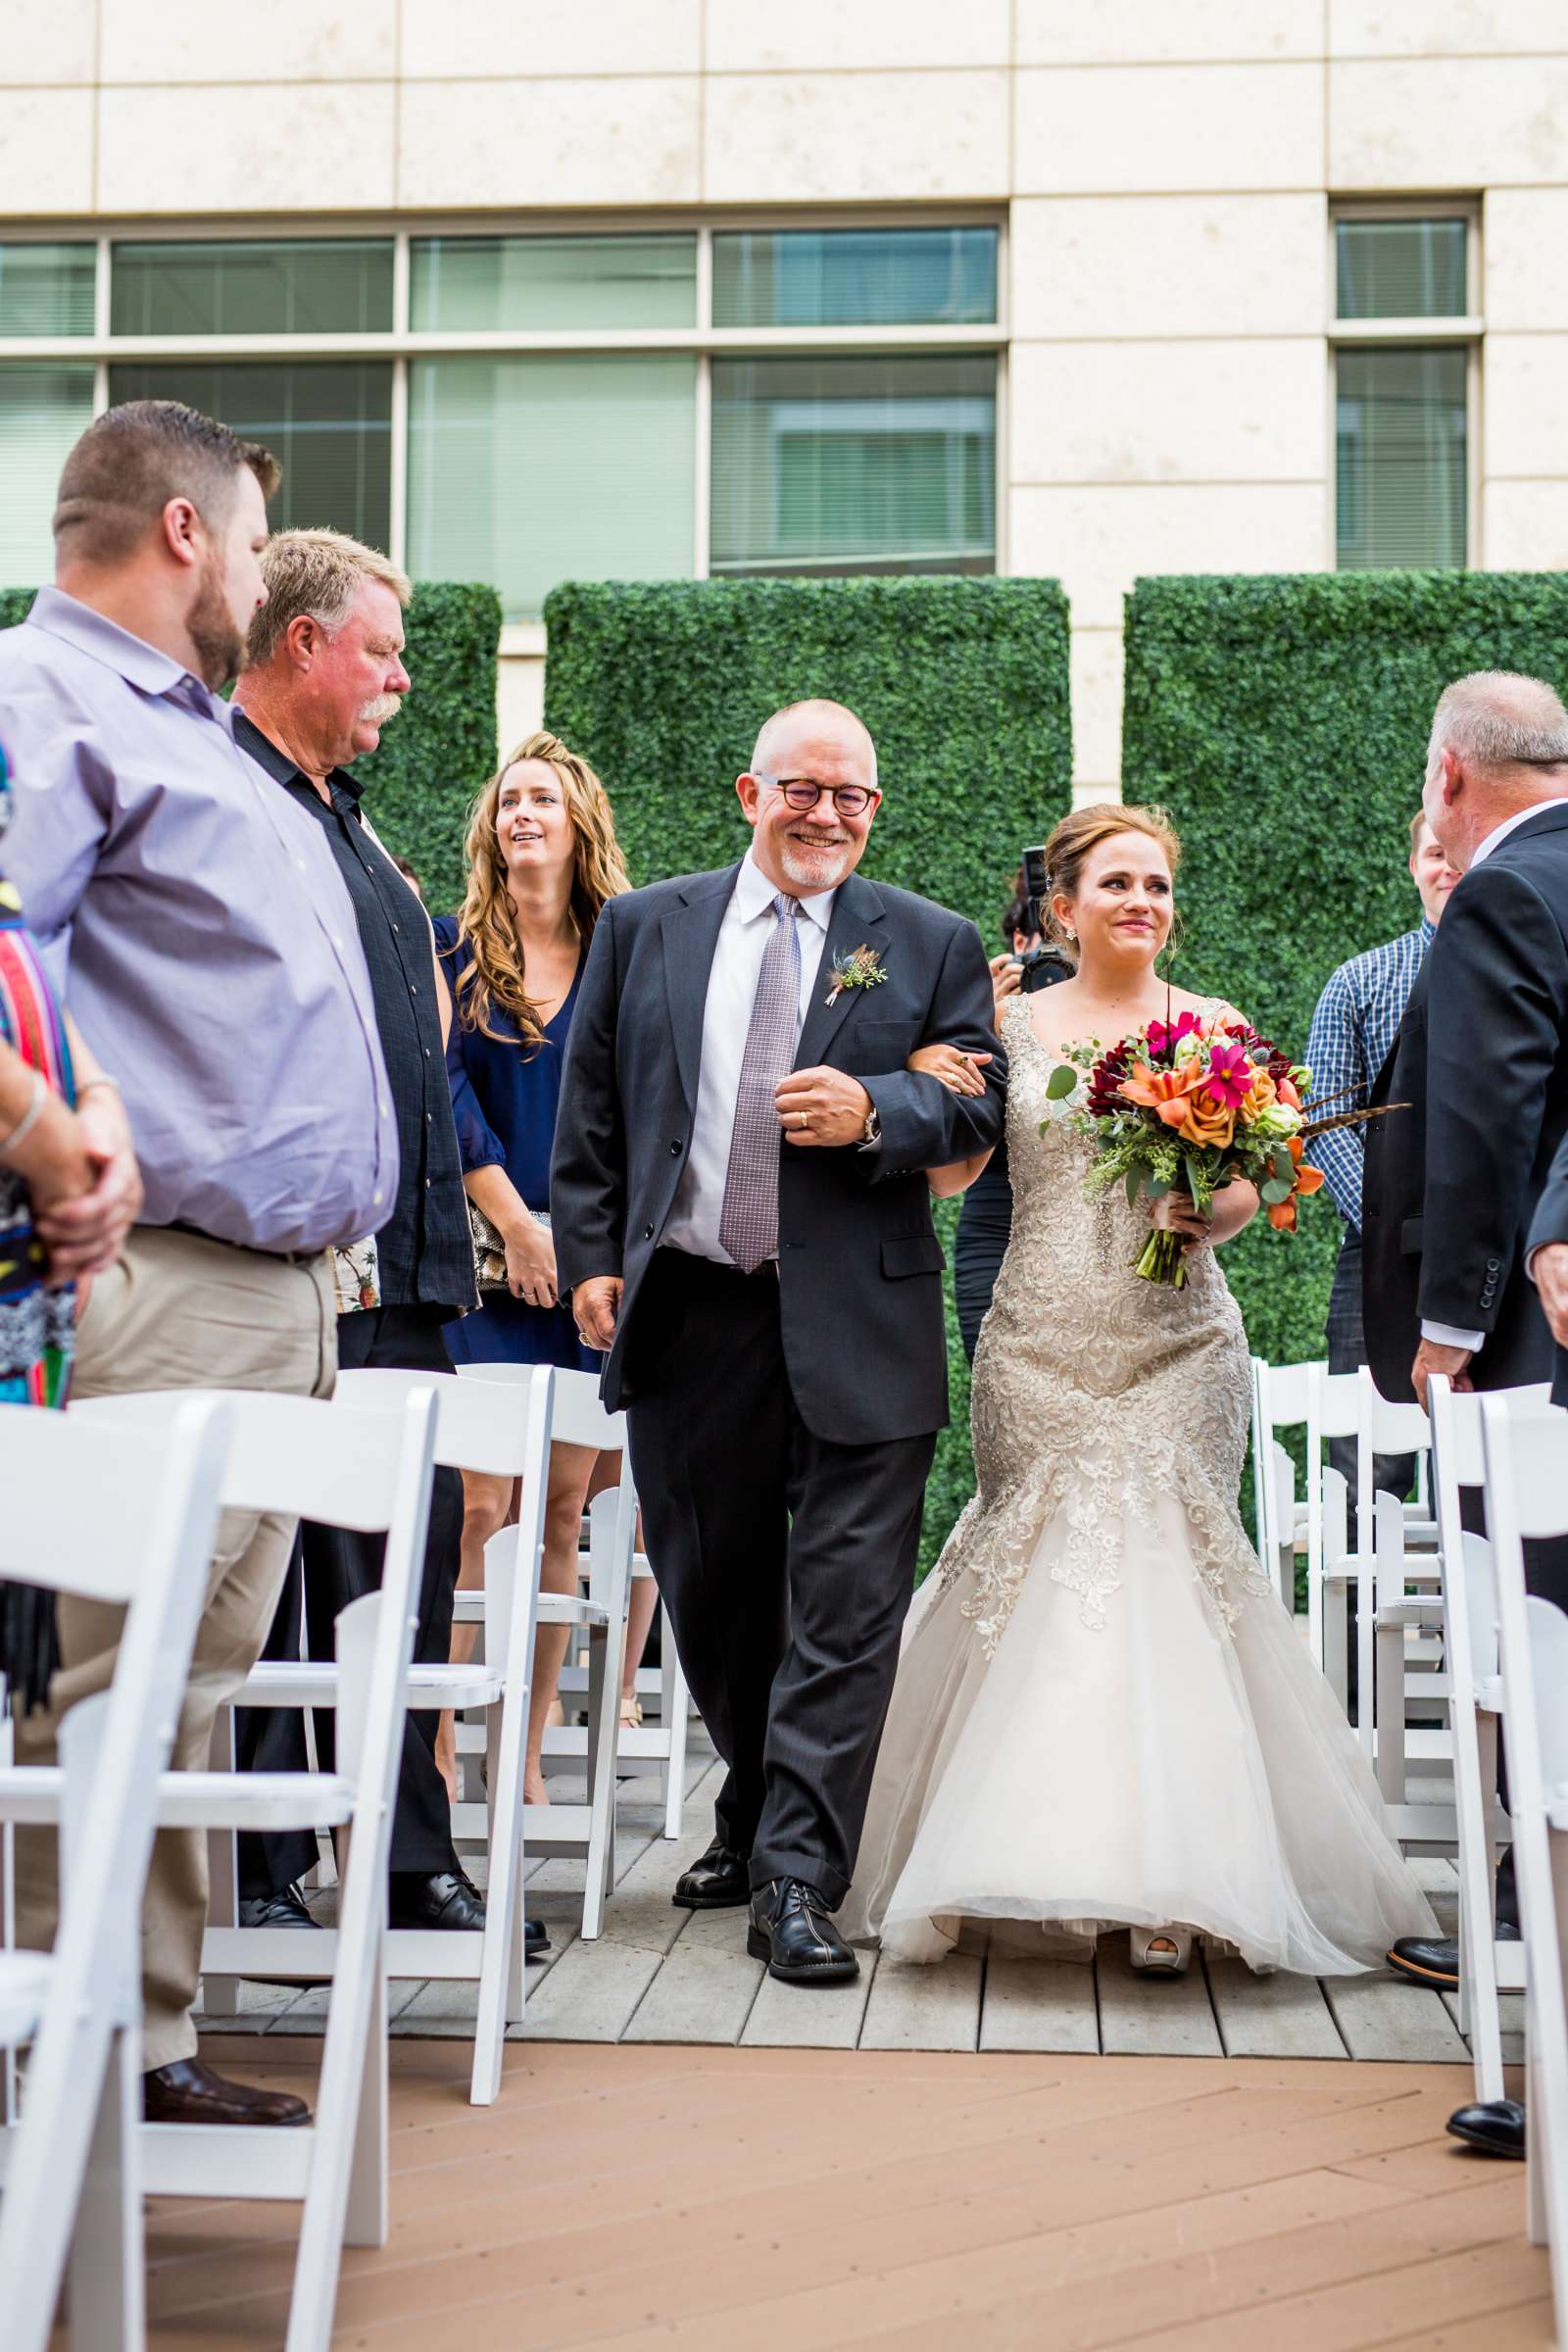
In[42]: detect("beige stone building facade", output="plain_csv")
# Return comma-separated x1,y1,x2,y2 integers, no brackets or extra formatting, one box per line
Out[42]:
0,2,1564,795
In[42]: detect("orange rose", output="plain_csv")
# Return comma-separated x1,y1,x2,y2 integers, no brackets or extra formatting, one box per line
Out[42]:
1176,1090,1237,1151
1239,1068,1277,1125
1118,1059,1209,1129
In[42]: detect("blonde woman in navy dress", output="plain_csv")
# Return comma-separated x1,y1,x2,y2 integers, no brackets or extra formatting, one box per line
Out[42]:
434,731,634,1803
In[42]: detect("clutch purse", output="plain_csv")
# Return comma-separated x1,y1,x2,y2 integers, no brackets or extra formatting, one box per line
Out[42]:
468,1200,551,1293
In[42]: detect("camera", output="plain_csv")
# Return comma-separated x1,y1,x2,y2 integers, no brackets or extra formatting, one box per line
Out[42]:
1014,845,1073,992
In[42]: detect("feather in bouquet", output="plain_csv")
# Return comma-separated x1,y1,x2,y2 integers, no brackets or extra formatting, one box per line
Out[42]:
1045,1006,1398,1289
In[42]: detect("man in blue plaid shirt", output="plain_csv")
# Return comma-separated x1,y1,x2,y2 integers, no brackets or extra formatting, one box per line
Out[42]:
1305,812,1461,1513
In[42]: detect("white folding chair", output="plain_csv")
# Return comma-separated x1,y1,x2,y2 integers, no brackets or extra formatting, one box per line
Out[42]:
1481,1390,1568,2344
1427,1375,1551,2104
73,1383,438,2352
1306,1365,1439,1740
1250,1356,1320,1614
0,1395,228,2352
225,1363,554,2107
454,1363,636,1937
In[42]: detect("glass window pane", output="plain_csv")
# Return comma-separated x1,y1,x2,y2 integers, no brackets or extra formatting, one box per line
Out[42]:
0,245,96,338
1336,346,1467,568
710,354,995,577
107,363,392,546
1336,220,1467,319
0,367,95,586
712,227,998,327
407,354,695,623
410,235,697,331
110,241,394,336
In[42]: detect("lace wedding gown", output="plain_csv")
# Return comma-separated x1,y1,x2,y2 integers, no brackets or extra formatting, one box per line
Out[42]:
841,994,1437,1972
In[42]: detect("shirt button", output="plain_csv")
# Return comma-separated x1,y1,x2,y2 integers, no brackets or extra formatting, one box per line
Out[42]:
424,1048,431,1058
392,922,399,933
372,1190,383,1207
410,983,417,996
296,858,308,872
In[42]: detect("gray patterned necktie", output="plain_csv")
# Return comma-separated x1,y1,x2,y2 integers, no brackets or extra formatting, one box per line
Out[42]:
718,893,803,1273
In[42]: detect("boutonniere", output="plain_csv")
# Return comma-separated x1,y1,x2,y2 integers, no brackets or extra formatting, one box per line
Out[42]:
825,944,889,1006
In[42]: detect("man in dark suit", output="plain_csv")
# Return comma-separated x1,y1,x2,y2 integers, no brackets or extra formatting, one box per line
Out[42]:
1527,1140,1568,1405
1362,668,1568,2159
551,700,1004,1985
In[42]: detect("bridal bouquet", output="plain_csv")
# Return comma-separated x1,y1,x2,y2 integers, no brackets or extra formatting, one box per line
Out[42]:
1047,1008,1369,1288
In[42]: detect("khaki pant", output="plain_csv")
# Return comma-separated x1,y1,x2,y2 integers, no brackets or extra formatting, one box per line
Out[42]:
15,1225,336,2069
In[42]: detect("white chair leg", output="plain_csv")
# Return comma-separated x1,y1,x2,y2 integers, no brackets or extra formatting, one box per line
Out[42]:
1375,1621,1406,1803
1461,1711,1506,2103
662,1658,690,1842
344,1942,389,2251
202,1707,241,2018
471,1556,532,2106
1357,1589,1375,1759
581,1618,623,1942
1323,1582,1349,1715
69,2019,144,2352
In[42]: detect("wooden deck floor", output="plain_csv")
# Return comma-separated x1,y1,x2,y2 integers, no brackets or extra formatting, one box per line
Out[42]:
196,1743,1511,2067
151,2038,1549,2349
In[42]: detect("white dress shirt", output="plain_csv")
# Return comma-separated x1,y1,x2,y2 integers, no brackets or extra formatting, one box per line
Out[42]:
1423,797,1568,1352
662,849,838,1264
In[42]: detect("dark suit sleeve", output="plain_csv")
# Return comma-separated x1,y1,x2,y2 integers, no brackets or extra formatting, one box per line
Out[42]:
550,901,627,1294
1419,863,1568,1335
859,919,1007,1180
1528,1128,1568,1263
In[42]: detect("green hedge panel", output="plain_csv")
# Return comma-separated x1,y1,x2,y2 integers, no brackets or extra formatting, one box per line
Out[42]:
1120,569,1568,1375
543,575,1073,1566
0,582,501,925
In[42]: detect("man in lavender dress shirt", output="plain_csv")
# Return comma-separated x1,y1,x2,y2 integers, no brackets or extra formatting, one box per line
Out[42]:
0,401,396,2129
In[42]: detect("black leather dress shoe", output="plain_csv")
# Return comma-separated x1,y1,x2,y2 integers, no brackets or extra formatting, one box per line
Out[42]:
238,1882,318,1932
748,1878,858,1984
673,1837,751,1910
525,1916,551,1960
1447,2097,1526,2159
144,2058,309,2128
388,1868,487,1931
1387,1924,1519,1991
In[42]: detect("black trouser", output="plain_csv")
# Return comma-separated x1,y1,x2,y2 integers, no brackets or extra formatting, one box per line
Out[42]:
235,1304,464,1898
625,1250,936,1911
954,1141,1012,1366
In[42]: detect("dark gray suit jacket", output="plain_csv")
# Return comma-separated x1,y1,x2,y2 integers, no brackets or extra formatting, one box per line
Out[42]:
550,861,1005,1445
1363,803,1568,1402
1527,1132,1568,1406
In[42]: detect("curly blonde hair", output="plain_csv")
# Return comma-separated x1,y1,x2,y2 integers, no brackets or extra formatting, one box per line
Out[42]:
453,730,631,1048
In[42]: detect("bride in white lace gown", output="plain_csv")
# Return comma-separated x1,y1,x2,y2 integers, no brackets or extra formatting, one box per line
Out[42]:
842,806,1436,1975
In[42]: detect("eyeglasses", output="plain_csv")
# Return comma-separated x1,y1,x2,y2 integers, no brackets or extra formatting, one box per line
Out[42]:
754,772,881,818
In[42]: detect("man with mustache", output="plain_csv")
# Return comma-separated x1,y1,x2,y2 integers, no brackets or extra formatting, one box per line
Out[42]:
229,530,501,1948
552,701,1004,1984
0,406,396,2126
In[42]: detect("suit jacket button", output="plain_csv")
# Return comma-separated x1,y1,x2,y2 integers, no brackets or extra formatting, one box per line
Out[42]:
643,1223,656,1240
1487,1258,1501,1273
670,1140,682,1154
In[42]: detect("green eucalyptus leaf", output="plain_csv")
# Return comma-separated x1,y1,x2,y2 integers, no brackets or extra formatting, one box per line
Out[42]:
1126,1165,1144,1206
1261,1177,1295,1205
1145,1173,1172,1200
1046,1065,1079,1101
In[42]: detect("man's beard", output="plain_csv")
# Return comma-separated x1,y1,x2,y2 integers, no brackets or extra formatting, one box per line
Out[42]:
778,830,854,890
186,558,245,692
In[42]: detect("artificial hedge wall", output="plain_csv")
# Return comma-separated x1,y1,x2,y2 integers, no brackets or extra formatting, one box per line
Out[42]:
0,581,501,923
544,574,1073,1567
1120,570,1568,1375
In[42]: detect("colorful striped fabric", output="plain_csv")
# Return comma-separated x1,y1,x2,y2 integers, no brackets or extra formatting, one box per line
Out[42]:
0,745,77,1409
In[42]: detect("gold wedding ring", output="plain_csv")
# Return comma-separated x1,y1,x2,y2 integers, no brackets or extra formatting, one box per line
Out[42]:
798,1110,809,1129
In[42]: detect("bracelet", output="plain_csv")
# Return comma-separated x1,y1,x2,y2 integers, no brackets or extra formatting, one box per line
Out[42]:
75,1074,121,1099
0,1068,47,1159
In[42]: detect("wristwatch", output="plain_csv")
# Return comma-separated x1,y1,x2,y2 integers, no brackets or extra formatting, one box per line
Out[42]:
858,1105,882,1150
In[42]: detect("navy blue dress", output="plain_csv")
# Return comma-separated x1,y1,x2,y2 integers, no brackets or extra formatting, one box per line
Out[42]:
434,915,600,1375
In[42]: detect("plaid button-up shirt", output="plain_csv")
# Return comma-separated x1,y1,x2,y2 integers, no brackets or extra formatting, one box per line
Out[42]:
1303,917,1434,1237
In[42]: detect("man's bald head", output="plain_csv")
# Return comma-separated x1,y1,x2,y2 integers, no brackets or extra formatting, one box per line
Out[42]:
750,699,878,791
1424,669,1568,870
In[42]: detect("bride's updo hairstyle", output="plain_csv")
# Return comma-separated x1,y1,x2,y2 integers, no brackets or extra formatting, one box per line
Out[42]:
1041,802,1183,963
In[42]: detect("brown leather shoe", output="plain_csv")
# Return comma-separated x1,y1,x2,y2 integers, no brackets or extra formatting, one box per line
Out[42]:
143,2058,311,2127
